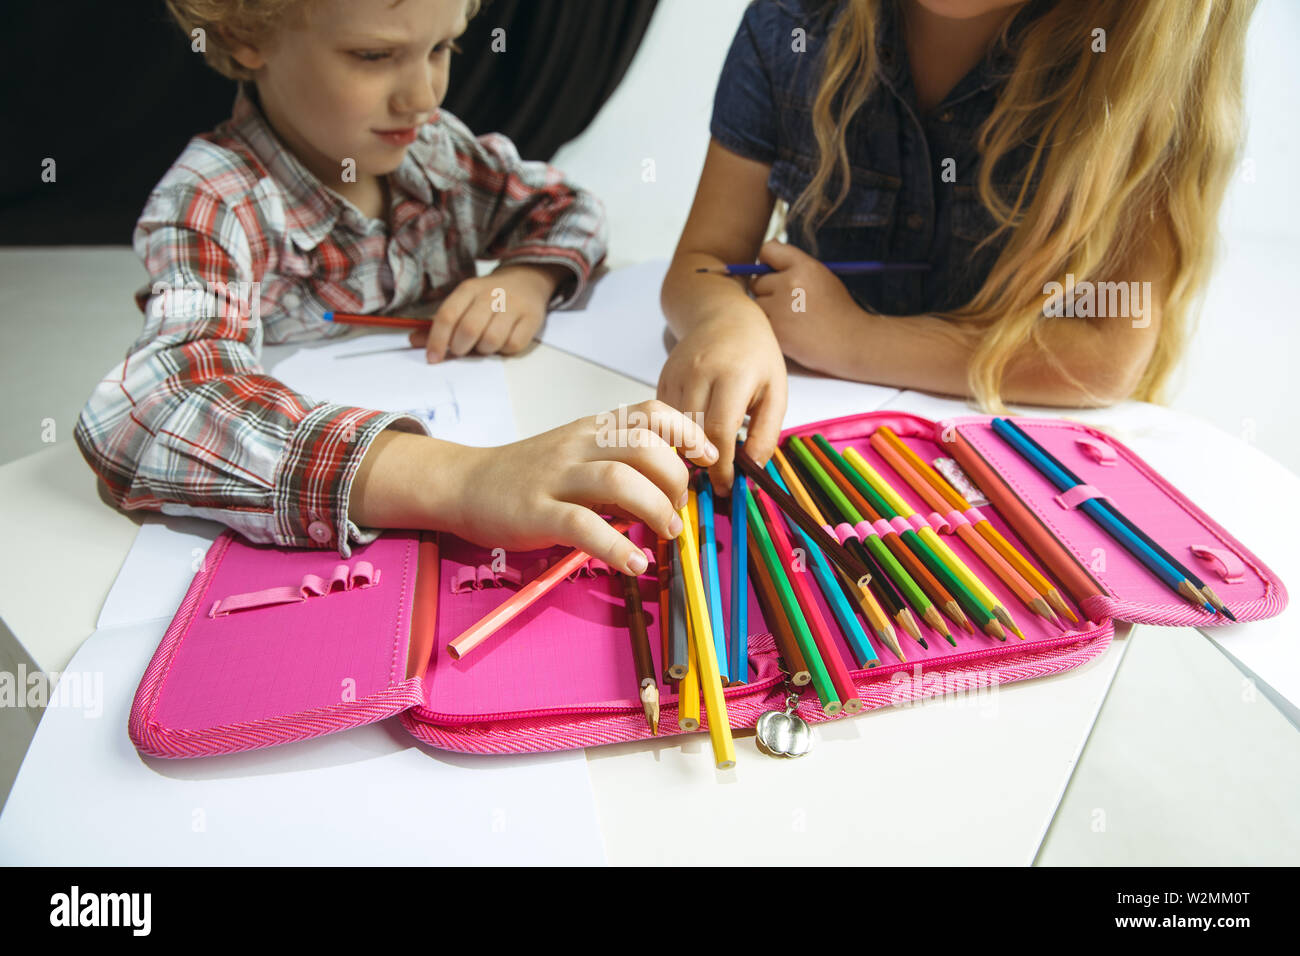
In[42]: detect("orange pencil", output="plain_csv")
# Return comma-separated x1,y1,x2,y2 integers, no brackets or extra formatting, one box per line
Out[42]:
447,520,632,660
323,311,430,330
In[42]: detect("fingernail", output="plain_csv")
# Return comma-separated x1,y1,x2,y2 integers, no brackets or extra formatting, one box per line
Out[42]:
705,441,719,460
668,514,683,537
676,490,689,509
626,550,648,575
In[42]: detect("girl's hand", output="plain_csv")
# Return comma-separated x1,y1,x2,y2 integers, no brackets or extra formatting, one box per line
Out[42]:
657,305,787,495
409,263,570,362
440,399,718,574
751,240,863,374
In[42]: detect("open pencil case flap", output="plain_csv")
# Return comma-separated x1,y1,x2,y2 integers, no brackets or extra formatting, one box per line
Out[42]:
129,530,427,758
922,414,1288,627
407,410,1122,755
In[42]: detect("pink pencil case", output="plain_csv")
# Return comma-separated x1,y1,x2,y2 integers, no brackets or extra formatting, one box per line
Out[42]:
129,411,1287,759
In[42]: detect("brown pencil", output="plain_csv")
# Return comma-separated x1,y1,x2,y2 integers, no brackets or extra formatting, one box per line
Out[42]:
619,571,659,735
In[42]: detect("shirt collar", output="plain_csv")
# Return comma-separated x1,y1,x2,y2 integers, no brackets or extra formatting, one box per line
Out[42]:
227,83,457,250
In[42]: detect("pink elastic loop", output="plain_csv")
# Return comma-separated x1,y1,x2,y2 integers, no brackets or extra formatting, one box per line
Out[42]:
300,574,327,597
329,563,350,592
963,507,984,525
834,522,856,544
888,516,911,535
1054,484,1109,510
918,511,950,534
588,558,611,576
852,520,874,541
350,561,375,588
208,586,303,618
871,519,893,538
944,509,969,531
496,565,522,586
451,566,478,593
476,565,498,588
1189,544,1245,583
1075,435,1118,466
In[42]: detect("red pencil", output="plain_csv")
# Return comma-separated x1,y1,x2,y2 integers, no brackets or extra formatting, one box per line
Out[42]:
323,311,431,330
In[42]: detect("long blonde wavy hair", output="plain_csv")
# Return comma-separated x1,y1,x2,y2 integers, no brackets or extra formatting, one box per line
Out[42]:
790,0,1254,408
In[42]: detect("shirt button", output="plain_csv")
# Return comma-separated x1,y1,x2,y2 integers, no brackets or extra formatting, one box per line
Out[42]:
307,520,333,544
281,292,301,311
939,110,955,123
907,213,925,231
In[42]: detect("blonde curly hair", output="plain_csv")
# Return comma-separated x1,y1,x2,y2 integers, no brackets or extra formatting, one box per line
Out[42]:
166,0,482,82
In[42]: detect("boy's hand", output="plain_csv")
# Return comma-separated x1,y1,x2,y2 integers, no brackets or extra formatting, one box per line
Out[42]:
750,240,862,374
410,263,570,362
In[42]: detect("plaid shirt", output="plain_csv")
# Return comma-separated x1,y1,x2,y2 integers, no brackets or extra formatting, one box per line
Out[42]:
76,84,606,557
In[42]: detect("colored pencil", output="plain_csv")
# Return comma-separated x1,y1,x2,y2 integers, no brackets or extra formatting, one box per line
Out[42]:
995,417,1234,620
785,436,924,649
730,470,750,682
836,442,1023,639
867,432,1062,628
676,497,737,768
677,591,701,732
990,418,1215,615
745,488,840,714
746,531,812,685
803,438,962,642
733,446,876,588
754,472,864,711
323,311,430,330
772,446,902,662
655,537,671,672
697,476,730,679
665,544,690,680
695,261,931,277
767,461,879,670
811,435,1009,641
876,425,1079,624
619,571,659,735
447,520,632,659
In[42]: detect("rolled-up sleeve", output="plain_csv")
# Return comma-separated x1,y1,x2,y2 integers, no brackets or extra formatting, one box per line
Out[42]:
74,185,428,556
709,0,780,164
437,111,607,309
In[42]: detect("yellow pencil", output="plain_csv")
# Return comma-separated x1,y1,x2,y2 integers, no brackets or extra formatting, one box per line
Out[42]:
677,569,701,733
676,493,736,770
845,448,1026,639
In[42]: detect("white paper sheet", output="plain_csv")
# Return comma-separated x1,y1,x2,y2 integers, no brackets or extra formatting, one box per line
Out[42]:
96,517,221,631
540,258,899,426
271,332,519,448
0,617,606,865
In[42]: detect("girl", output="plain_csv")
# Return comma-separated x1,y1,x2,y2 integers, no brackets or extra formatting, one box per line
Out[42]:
660,0,1254,491
76,0,714,576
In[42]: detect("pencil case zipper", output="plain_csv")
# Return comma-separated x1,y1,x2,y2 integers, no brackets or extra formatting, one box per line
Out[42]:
412,634,788,725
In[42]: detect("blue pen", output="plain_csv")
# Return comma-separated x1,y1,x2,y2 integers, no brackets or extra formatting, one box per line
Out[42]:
697,478,730,680
766,462,879,667
729,470,749,683
990,418,1215,613
698,260,930,277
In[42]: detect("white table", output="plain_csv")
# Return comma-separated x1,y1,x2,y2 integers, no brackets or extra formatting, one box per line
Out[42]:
1,342,1296,865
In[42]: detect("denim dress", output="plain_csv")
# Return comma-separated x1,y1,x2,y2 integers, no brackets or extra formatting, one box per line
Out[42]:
710,0,1049,315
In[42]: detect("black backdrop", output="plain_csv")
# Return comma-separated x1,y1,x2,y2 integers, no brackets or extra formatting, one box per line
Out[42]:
0,0,658,245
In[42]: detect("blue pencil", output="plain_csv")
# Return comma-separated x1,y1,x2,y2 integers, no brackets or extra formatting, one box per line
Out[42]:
697,476,730,680
990,418,1215,614
698,260,930,277
729,470,749,682
766,462,879,668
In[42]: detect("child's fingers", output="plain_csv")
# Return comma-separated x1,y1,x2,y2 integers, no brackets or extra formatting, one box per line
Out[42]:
448,301,493,356
426,285,476,362
560,459,682,542
757,238,800,271
627,398,718,466
597,429,691,511
548,503,652,576
700,379,753,492
473,312,518,355
741,376,787,468
501,316,534,354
